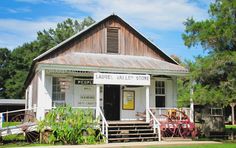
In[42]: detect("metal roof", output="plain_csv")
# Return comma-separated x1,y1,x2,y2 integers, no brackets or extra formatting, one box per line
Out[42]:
25,14,185,87
0,99,25,105
39,53,188,74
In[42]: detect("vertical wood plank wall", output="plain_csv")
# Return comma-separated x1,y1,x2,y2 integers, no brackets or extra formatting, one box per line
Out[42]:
47,18,165,61
31,72,38,106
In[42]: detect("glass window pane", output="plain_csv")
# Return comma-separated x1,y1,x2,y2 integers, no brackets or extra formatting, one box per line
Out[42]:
155,81,165,95
52,77,65,102
155,96,165,107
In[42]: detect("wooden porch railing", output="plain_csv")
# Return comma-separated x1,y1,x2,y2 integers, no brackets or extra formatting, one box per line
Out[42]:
150,107,191,121
147,109,161,141
0,107,37,129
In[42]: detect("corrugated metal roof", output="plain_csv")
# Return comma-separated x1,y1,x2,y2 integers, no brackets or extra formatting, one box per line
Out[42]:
39,53,188,74
0,99,25,105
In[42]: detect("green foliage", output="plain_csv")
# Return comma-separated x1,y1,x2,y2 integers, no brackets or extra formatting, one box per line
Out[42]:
0,17,95,99
0,48,11,98
177,78,190,107
36,17,95,53
225,125,236,133
182,0,236,52
38,106,103,145
2,122,21,128
181,0,236,107
2,134,25,141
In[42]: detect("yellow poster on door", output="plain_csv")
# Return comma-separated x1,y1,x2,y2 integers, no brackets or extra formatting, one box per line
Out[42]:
123,90,135,110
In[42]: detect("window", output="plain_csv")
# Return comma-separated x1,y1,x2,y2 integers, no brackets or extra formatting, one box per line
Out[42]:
52,77,66,107
155,81,165,107
107,28,119,53
210,108,223,116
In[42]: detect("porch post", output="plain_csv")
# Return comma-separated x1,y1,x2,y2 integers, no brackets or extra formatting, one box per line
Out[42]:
190,87,194,122
25,88,28,110
146,86,150,122
36,69,45,120
0,113,2,128
28,85,32,110
230,103,235,125
96,85,100,118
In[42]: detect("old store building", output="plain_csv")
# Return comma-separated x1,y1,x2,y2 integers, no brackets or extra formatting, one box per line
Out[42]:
24,14,189,142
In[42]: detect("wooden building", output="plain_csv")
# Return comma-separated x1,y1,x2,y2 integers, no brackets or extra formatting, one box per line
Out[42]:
24,14,189,142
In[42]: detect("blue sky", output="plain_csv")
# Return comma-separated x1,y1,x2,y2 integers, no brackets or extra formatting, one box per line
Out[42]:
0,0,212,61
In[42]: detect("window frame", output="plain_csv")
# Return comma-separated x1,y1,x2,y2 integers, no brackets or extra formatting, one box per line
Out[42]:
155,80,166,107
210,107,223,116
52,77,66,107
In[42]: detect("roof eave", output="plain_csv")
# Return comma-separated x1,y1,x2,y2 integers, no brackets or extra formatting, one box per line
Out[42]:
37,63,189,76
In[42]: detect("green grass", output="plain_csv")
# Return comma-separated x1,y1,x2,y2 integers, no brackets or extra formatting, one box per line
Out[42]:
225,125,236,129
225,125,236,132
2,134,25,141
0,142,235,148
2,122,21,128
0,143,51,148
146,143,236,148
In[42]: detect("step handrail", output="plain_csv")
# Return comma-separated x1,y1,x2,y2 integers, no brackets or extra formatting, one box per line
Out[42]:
147,109,161,141
0,107,38,129
98,107,108,143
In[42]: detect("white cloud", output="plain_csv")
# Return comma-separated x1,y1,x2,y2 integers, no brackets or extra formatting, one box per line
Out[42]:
61,0,209,31
7,7,31,13
0,16,70,50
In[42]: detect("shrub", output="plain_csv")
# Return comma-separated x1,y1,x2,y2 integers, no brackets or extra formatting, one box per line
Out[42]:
38,106,103,144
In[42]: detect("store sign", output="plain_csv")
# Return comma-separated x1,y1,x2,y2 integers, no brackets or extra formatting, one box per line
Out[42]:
77,85,96,107
93,73,150,86
75,79,93,85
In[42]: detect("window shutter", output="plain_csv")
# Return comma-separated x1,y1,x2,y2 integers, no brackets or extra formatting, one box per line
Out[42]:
107,28,119,53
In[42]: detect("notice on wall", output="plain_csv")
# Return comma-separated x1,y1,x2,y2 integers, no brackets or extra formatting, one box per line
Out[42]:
94,73,150,86
74,79,96,107
123,90,135,110
78,85,96,107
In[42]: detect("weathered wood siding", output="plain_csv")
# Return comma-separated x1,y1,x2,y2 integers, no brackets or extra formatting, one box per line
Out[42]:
31,72,38,106
45,18,165,61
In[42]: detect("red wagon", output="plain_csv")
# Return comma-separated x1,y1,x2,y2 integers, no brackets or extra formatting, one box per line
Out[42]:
159,109,198,138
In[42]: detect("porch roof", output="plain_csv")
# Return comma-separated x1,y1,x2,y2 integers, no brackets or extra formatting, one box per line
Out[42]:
38,53,188,75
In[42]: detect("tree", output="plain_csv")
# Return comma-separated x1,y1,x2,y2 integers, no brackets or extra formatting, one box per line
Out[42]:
2,16,95,99
182,0,236,106
3,42,38,98
0,48,11,98
182,0,236,52
36,17,95,53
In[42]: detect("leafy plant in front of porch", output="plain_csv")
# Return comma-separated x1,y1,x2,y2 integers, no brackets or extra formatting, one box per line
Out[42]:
38,106,104,145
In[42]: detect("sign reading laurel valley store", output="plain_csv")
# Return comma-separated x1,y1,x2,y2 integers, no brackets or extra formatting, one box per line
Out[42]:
93,73,150,85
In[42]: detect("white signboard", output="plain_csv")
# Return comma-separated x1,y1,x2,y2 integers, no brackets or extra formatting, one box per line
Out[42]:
93,73,150,86
74,79,96,107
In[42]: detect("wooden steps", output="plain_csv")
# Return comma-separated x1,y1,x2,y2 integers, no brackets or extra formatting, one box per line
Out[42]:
106,121,159,143
109,129,154,133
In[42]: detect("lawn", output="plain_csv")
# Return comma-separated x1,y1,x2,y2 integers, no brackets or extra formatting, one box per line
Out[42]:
2,122,21,128
0,143,51,148
0,143,233,148
225,125,236,133
146,143,236,148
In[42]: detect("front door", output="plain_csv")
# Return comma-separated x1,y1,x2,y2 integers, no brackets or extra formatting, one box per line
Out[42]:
103,85,120,120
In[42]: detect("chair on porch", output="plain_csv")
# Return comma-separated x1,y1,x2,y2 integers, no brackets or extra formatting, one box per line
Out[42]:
135,109,155,121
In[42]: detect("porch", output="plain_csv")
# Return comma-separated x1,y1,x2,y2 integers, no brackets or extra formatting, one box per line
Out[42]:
22,53,190,142
30,69,188,120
